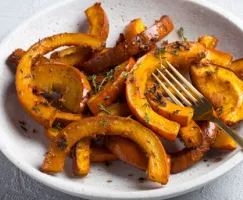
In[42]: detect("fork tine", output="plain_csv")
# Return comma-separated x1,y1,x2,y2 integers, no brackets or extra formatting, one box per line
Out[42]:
160,64,198,104
156,69,192,107
152,73,184,106
166,61,204,99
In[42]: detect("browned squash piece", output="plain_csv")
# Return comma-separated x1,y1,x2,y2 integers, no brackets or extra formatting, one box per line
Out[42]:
198,35,218,48
87,58,135,114
85,2,109,41
32,63,91,113
212,127,237,150
190,64,243,125
16,33,103,127
41,116,170,184
97,103,131,117
73,138,91,176
146,78,193,126
171,121,216,174
226,58,243,80
90,144,117,162
126,41,206,141
179,120,202,148
124,18,146,40
202,48,233,68
80,15,174,74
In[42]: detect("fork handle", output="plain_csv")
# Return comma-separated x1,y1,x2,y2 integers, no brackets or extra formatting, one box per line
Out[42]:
211,117,243,148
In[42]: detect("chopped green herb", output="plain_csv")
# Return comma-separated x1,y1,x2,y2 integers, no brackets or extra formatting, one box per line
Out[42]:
100,120,108,127
40,101,49,106
55,122,64,130
142,103,151,108
123,72,129,79
178,27,187,41
57,136,68,150
98,103,111,115
32,106,40,113
154,47,166,55
24,74,32,79
172,49,179,56
145,112,150,123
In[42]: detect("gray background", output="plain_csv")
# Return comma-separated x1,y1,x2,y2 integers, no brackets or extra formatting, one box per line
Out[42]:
1,0,243,199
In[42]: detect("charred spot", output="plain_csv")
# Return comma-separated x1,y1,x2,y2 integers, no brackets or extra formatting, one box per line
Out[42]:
57,136,68,150
173,110,180,115
198,52,206,59
129,77,137,83
205,70,213,76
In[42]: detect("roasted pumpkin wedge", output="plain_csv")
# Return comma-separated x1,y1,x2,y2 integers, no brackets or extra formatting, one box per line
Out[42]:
32,63,91,113
179,120,202,148
90,144,117,162
212,127,237,150
16,33,103,127
105,135,148,170
198,35,218,48
73,138,91,176
97,103,131,117
87,58,135,114
85,2,109,41
202,48,233,68
146,78,194,126
126,41,206,141
226,58,243,80
80,15,174,74
41,116,170,184
171,121,216,174
190,64,243,125
124,18,146,40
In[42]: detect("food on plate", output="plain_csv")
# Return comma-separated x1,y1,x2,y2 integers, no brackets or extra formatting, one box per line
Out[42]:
11,2,241,185
198,35,218,48
87,58,135,114
171,121,216,174
41,116,170,184
190,63,243,125
80,15,174,74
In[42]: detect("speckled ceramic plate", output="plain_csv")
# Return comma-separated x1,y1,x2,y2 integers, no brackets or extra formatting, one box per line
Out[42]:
0,0,243,199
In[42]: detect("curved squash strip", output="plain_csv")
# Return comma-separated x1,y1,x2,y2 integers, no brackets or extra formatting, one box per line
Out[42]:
104,135,148,170
190,64,243,125
124,18,146,40
32,63,91,113
171,121,216,174
90,144,117,162
85,2,109,41
16,33,104,127
202,48,233,68
198,35,218,48
41,116,169,184
97,103,131,117
212,127,237,150
226,58,243,80
179,121,202,148
146,78,193,126
126,41,206,141
87,58,135,114
80,15,174,74
73,138,91,176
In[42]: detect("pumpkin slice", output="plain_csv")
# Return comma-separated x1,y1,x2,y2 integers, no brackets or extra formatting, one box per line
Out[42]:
190,64,243,125
41,116,170,184
146,77,193,126
85,2,109,41
80,15,174,74
198,35,218,48
97,103,131,117
73,138,91,176
226,58,243,80
90,144,117,162
16,33,103,127
32,63,91,113
212,127,237,150
124,18,146,40
179,120,202,148
171,121,216,174
87,58,135,114
126,41,206,141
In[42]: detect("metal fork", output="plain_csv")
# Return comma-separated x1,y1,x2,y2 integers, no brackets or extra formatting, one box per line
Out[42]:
152,61,243,148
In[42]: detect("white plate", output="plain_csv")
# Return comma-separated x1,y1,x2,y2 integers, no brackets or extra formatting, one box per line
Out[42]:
0,0,243,199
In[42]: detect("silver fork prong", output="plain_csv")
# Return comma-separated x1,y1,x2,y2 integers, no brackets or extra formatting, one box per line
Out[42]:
156,69,192,107
152,73,184,106
160,64,198,104
166,61,204,99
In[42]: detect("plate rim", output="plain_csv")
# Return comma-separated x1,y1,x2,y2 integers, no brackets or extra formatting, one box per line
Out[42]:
0,0,243,199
